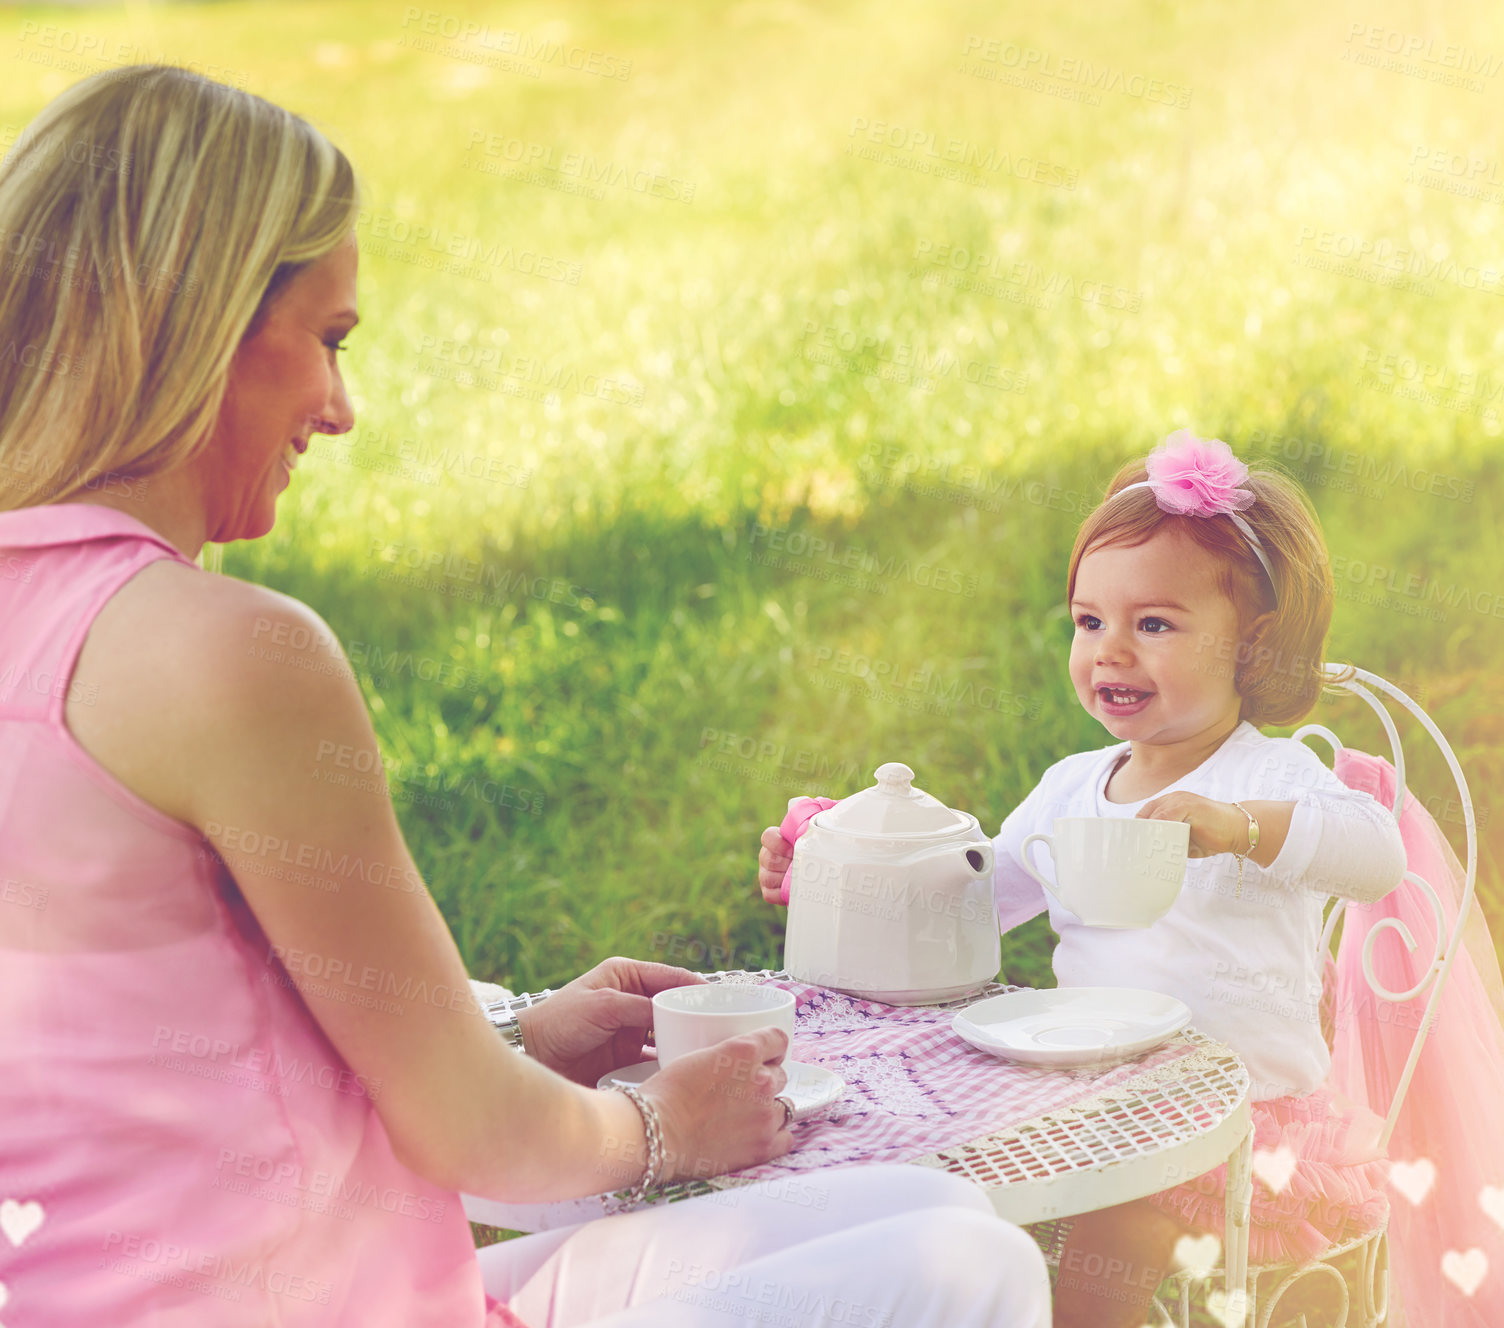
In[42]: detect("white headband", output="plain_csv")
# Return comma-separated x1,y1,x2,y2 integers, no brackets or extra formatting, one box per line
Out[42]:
1113,478,1278,596
1105,432,1280,604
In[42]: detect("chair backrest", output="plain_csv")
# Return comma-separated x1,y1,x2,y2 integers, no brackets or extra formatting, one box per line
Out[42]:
1291,663,1479,1148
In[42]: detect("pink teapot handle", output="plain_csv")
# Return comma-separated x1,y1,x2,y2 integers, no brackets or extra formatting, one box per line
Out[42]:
777,796,840,905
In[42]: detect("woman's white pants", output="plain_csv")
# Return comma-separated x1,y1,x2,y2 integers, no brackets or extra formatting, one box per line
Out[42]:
477,1164,1051,1328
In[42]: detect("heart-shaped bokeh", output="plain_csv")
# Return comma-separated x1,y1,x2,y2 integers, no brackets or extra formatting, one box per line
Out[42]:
1172,1232,1221,1278
1441,1248,1488,1297
1252,1144,1297,1194
0,1199,43,1249
1389,1159,1436,1206
1479,1185,1504,1234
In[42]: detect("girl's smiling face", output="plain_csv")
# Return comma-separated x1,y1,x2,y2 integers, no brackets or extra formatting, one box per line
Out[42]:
1068,524,1255,749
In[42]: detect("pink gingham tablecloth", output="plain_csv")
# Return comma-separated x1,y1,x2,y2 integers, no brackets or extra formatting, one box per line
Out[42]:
724,979,1200,1185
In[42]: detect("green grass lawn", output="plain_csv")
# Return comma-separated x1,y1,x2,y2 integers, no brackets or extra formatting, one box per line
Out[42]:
4,0,1500,1000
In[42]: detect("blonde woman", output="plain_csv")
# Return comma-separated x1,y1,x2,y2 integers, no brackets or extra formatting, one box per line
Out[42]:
0,66,1051,1327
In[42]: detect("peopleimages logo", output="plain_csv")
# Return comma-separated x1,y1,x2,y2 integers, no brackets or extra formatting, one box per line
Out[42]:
791,857,991,925
214,1149,448,1223
100,1231,332,1305
399,7,632,80
959,36,1191,107
1246,428,1475,504
148,1025,380,1100
845,116,1077,191
464,132,695,202
746,525,979,598
696,728,861,785
1343,23,1502,79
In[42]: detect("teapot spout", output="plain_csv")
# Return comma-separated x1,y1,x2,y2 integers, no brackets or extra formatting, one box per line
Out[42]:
907,839,994,883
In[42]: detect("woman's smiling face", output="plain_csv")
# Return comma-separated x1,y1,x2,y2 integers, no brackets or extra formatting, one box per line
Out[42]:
197,232,359,542
1068,524,1250,748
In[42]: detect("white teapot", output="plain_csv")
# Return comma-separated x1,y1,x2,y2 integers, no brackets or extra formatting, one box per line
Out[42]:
782,762,998,1004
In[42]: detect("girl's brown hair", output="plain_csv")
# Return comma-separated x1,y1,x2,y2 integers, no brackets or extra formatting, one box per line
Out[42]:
1066,454,1336,726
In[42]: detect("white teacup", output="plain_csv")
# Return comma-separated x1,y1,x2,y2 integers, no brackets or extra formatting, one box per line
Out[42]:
652,984,796,1065
1019,817,1190,928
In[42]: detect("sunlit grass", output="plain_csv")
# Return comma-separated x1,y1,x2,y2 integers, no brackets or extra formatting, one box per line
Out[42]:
4,0,1501,988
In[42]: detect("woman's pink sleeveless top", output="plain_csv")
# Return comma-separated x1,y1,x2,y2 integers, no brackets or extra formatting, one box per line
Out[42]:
0,503,499,1325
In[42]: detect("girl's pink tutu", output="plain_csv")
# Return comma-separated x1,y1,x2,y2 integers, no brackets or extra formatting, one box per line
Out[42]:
1143,1085,1390,1267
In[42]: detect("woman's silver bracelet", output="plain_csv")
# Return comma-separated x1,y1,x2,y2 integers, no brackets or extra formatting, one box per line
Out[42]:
496,1017,529,1055
607,1083,664,1211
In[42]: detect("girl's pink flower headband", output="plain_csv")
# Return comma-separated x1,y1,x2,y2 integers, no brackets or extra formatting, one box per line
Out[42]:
1113,431,1278,595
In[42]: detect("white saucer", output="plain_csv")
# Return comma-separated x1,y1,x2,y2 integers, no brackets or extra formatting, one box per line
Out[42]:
596,1060,845,1120
952,988,1191,1069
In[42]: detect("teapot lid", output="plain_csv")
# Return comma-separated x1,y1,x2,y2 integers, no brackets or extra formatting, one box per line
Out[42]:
817,763,972,835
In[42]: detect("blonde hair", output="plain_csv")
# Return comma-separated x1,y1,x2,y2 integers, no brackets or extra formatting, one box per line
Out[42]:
1067,455,1336,726
0,64,358,510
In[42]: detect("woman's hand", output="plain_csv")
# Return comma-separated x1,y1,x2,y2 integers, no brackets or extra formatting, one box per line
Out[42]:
642,1026,796,1181
758,825,793,904
517,957,705,1087
1136,791,1255,859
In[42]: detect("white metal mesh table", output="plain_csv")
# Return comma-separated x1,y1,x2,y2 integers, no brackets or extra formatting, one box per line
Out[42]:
466,970,1254,1310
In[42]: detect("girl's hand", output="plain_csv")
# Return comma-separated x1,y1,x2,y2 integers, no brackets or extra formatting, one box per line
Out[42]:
758,825,794,904
641,1026,796,1182
1136,791,1255,859
516,958,705,1087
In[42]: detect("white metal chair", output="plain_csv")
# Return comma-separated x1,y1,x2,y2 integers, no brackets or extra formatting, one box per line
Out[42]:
1149,663,1480,1327
1029,663,1479,1328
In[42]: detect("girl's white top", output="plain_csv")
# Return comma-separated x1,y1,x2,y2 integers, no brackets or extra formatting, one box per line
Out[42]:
993,721,1407,1102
